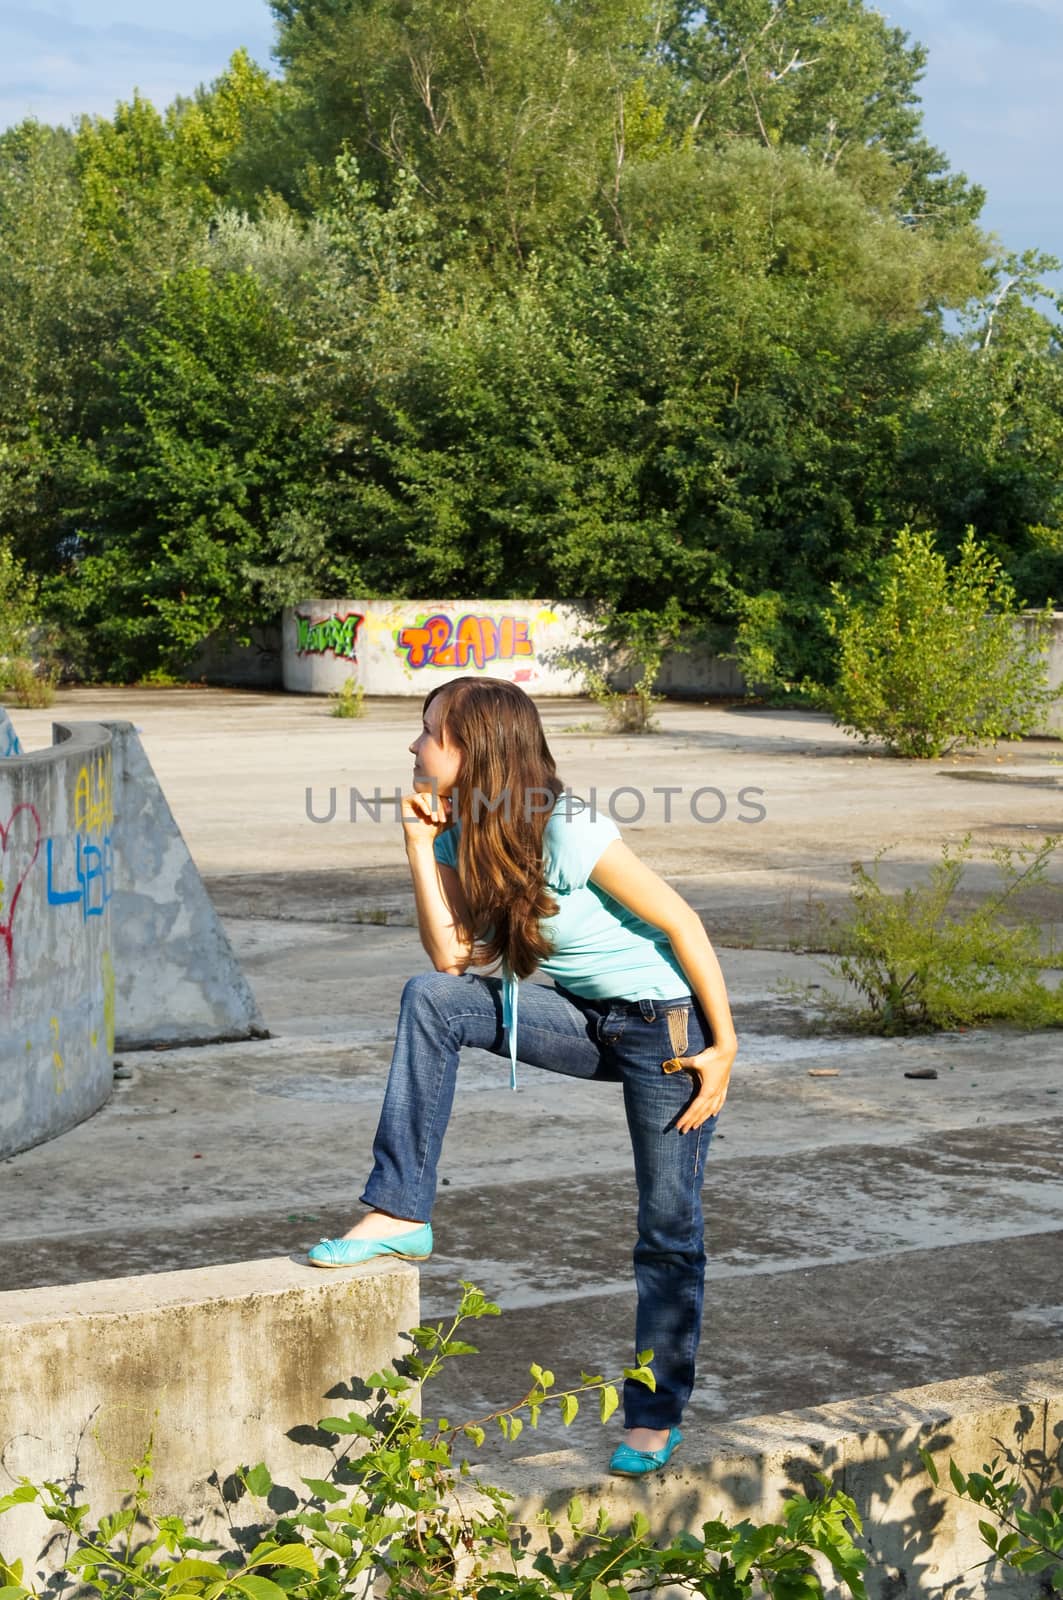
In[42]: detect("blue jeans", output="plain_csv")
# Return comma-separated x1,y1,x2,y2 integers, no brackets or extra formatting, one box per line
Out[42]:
360,970,719,1429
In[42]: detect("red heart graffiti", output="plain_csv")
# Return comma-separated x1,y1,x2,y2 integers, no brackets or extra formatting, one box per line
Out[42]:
0,803,42,986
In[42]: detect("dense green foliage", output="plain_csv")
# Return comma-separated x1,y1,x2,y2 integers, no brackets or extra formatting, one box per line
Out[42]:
0,0,1060,681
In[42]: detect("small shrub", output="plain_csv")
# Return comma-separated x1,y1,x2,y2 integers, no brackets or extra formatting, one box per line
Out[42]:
783,831,1063,1034
583,662,662,734
821,526,1059,758
559,600,692,736
330,677,366,718
5,658,57,708
135,668,184,687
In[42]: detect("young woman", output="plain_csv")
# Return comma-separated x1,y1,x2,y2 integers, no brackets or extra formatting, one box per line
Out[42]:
309,677,738,1476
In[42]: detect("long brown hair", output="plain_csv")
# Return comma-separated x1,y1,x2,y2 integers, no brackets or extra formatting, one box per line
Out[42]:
425,677,564,980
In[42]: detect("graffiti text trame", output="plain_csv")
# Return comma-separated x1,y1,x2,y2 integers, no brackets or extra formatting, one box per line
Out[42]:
396,613,535,671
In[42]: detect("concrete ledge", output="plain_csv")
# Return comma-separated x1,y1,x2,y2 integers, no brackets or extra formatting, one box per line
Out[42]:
494,1358,1063,1598
0,1256,419,1576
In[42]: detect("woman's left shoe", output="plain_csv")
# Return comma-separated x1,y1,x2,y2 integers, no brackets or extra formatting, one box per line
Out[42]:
608,1426,682,1477
307,1223,433,1268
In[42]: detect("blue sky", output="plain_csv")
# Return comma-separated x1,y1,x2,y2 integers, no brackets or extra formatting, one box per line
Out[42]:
1,0,1060,296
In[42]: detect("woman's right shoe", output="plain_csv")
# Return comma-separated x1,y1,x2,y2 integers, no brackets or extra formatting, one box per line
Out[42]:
307,1222,433,1268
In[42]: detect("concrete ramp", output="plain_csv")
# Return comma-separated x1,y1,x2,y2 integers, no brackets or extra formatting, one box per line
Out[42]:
102,721,266,1049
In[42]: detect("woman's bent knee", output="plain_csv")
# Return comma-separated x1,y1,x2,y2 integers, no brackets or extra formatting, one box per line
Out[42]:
401,970,467,1009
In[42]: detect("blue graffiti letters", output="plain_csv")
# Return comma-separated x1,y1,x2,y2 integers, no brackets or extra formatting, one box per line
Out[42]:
46,834,114,919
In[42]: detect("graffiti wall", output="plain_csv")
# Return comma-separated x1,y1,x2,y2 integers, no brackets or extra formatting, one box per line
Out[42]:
282,600,595,696
0,721,114,1159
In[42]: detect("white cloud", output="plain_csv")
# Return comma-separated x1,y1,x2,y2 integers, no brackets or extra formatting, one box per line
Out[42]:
0,3,275,129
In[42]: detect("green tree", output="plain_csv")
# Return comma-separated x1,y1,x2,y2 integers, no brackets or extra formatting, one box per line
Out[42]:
47,265,337,680
899,250,1063,604
268,0,672,259
656,0,984,229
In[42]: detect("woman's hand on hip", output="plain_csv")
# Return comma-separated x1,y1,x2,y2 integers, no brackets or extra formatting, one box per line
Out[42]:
668,1040,737,1133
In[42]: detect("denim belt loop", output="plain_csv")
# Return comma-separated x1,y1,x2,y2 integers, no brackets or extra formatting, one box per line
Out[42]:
639,998,657,1022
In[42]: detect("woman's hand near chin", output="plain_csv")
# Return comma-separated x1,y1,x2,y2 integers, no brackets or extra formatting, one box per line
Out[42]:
401,788,452,848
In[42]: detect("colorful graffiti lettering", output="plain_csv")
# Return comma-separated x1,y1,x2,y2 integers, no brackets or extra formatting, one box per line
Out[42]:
0,804,42,986
46,834,114,919
296,611,363,660
75,753,114,835
396,613,535,671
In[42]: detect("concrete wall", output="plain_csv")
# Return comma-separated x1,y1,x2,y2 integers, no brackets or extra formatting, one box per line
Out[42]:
0,1257,420,1577
1016,610,1063,736
0,720,114,1159
282,599,596,696
182,624,284,689
280,601,1063,729
103,721,266,1049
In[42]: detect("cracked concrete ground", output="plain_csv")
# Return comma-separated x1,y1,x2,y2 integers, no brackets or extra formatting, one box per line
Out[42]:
3,687,1062,1463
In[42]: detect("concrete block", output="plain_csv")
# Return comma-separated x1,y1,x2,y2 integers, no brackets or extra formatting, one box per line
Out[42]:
496,1358,1063,1599
102,721,266,1048
0,1256,420,1577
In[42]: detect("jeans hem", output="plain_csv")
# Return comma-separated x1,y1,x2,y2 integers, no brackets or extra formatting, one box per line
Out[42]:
359,1186,432,1225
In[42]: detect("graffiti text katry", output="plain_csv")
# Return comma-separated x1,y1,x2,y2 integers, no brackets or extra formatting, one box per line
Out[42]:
296,612,363,660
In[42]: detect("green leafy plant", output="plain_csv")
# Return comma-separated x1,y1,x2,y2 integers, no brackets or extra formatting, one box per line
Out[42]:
820,526,1059,758
782,831,1063,1034
0,1283,868,1600
920,1442,1063,1591
329,677,366,718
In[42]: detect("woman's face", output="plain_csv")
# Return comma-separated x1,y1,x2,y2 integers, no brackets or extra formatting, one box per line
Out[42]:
409,694,462,797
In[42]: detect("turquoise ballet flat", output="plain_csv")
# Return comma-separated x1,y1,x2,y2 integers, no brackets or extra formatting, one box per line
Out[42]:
307,1223,433,1268
608,1426,683,1477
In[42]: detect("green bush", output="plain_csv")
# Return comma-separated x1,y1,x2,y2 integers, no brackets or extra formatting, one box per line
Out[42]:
785,831,1063,1034
0,1284,869,1600
820,526,1059,758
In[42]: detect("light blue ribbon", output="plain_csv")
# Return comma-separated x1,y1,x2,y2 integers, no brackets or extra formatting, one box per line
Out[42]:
501,964,519,1090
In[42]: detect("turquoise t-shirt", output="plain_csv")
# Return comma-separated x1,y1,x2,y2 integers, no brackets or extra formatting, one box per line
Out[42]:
432,793,691,1086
